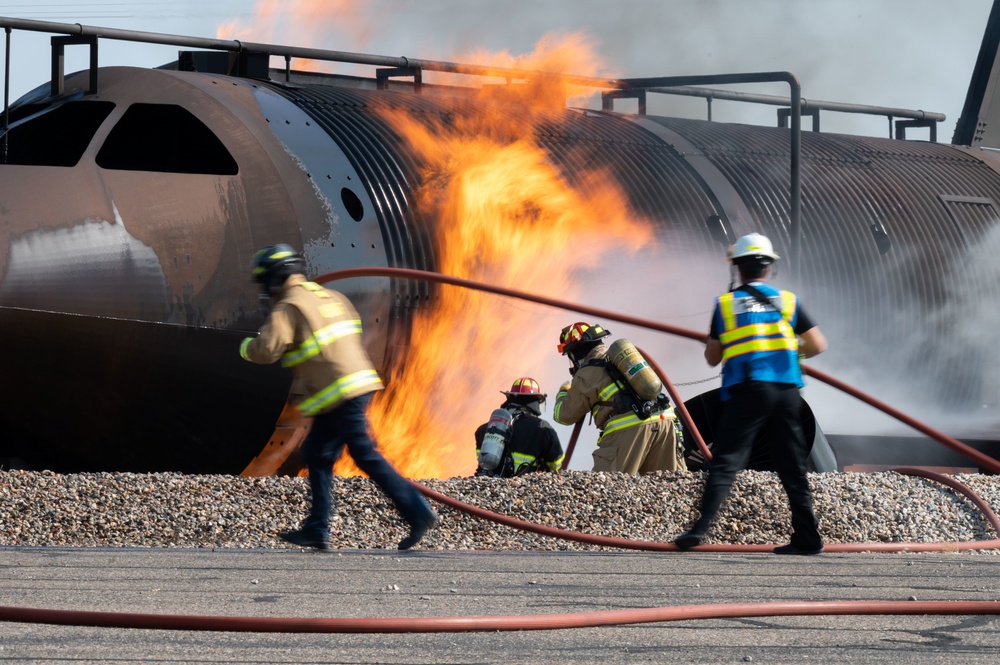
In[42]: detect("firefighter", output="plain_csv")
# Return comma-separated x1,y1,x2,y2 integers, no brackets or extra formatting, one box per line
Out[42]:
553,323,686,473
239,244,438,551
474,377,565,477
674,233,828,555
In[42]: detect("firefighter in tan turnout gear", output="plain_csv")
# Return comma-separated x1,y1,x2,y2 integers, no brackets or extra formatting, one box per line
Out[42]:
239,243,438,551
553,322,686,473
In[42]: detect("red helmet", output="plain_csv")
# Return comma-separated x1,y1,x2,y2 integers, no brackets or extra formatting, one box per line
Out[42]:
501,377,546,400
557,322,610,355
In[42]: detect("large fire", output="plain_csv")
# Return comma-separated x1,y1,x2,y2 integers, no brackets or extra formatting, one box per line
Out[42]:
337,36,657,479
222,3,659,479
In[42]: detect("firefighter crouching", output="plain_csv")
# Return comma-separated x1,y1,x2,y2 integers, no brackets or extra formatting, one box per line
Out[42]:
475,377,565,477
553,322,687,473
239,243,438,551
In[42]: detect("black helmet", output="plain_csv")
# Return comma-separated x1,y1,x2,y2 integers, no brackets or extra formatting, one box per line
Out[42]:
251,243,305,292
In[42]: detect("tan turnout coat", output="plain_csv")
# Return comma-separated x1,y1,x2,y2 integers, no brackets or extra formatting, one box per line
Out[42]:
554,345,686,473
240,274,382,416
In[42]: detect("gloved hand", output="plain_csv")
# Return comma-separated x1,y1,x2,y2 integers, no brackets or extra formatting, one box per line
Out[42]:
239,337,255,360
559,381,572,393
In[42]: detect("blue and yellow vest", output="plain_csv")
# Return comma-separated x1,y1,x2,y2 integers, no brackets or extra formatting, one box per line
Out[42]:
715,282,802,400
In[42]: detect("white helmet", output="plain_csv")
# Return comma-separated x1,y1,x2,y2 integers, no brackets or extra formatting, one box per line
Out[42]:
729,233,780,264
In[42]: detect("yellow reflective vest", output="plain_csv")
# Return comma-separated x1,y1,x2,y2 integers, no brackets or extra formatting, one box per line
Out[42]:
714,283,802,399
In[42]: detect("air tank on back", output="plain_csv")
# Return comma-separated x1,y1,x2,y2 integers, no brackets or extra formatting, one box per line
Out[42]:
2,16,1000,473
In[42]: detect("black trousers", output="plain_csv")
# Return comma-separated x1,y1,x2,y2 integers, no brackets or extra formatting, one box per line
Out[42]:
300,393,428,536
689,382,822,549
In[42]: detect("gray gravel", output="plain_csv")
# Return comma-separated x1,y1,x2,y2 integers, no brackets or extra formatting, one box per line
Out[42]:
0,469,997,550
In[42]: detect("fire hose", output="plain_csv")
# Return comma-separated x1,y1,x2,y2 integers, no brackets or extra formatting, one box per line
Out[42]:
413,465,1000,553
2,266,999,633
317,267,1000,554
1,600,998,633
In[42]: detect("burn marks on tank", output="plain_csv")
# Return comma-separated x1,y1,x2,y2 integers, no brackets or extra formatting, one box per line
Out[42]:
0,101,115,167
96,103,238,175
705,213,734,247
869,220,892,255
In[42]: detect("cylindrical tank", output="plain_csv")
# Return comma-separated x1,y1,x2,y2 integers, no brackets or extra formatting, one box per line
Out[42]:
606,338,662,402
478,408,513,471
3,61,1000,473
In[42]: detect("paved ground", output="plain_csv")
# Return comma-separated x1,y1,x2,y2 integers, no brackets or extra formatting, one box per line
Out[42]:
0,547,998,663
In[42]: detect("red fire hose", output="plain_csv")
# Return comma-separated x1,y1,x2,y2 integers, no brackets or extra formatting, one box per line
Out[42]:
1,600,998,633
316,266,714,461
2,467,984,633
558,420,584,471
409,466,1000,554
2,267,998,633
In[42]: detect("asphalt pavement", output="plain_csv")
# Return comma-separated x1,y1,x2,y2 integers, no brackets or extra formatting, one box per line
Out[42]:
0,546,998,663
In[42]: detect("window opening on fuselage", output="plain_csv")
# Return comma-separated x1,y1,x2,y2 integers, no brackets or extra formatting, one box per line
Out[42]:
1,101,115,167
96,103,238,175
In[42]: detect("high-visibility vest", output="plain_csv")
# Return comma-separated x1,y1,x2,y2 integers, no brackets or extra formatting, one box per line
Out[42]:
716,284,802,399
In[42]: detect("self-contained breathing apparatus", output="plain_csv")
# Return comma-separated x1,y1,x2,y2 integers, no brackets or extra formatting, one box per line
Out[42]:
477,378,548,477
605,338,671,419
559,322,671,420
477,407,512,472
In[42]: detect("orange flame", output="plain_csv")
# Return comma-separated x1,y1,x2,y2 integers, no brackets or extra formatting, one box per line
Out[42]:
333,35,656,479
217,4,657,480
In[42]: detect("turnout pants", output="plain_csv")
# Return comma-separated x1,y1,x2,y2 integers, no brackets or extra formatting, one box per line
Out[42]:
592,415,687,473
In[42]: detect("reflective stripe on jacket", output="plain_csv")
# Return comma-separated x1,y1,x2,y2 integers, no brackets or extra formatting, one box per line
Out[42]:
715,283,802,399
240,274,383,415
296,368,382,416
553,345,676,441
599,406,676,443
281,319,364,368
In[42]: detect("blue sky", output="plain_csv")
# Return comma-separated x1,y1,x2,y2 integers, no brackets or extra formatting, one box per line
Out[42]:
0,0,994,140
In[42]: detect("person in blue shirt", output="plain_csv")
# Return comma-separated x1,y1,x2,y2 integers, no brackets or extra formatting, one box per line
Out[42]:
674,233,828,555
